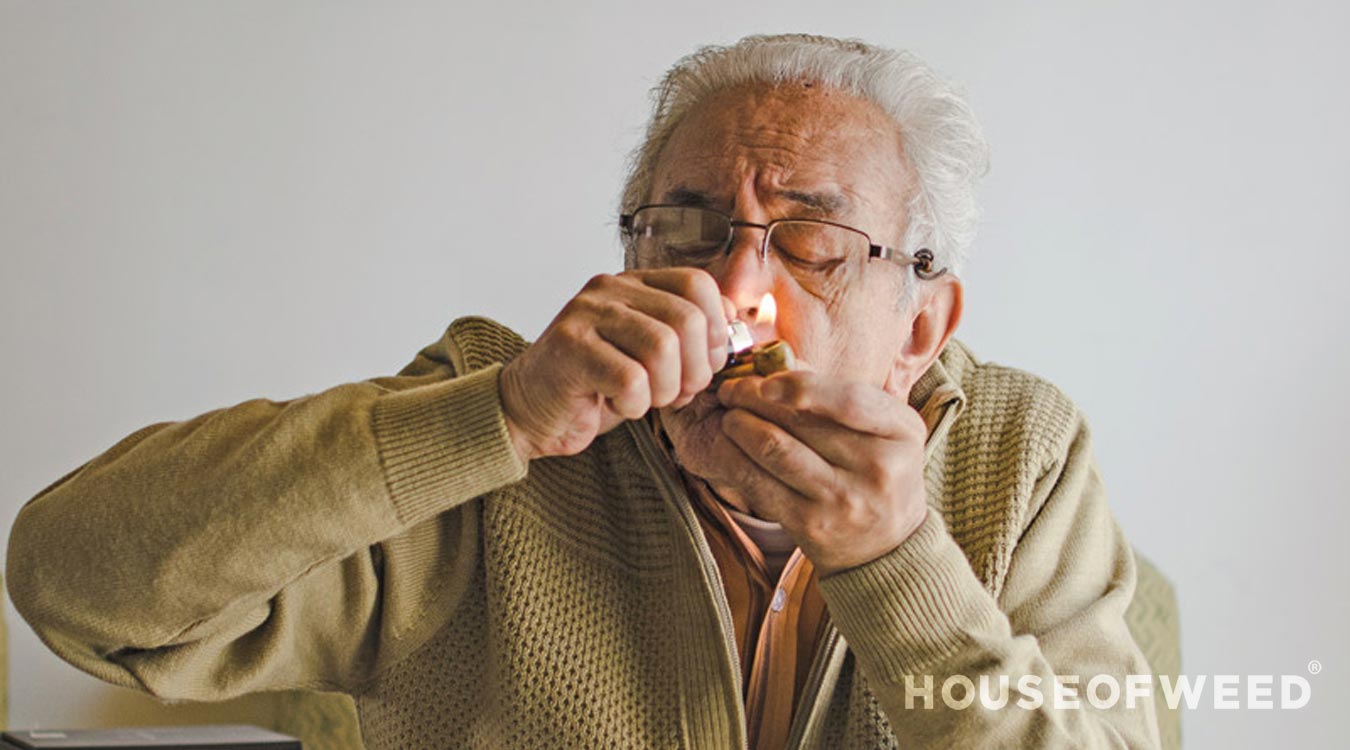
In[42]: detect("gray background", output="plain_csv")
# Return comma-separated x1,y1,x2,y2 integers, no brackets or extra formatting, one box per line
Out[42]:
2,0,1347,746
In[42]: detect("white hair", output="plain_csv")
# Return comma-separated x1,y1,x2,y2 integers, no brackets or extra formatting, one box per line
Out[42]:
620,33,990,279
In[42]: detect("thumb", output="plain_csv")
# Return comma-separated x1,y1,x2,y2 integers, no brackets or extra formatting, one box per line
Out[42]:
721,296,737,323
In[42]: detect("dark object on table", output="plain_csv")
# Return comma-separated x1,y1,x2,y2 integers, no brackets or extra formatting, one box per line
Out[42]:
1,725,300,750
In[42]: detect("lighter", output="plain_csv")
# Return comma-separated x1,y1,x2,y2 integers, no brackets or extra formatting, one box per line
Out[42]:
711,319,797,387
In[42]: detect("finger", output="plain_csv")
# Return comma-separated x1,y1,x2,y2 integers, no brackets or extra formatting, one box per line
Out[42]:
721,296,737,324
592,305,684,409
631,268,729,370
613,284,715,403
720,406,840,506
722,371,911,438
711,417,807,525
567,327,652,421
716,374,922,474
715,378,863,470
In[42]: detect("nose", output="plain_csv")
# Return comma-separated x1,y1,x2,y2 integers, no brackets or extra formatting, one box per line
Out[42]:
712,225,774,319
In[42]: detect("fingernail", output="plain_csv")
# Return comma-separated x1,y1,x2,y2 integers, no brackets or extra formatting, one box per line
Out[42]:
708,345,727,372
761,379,787,402
716,379,734,403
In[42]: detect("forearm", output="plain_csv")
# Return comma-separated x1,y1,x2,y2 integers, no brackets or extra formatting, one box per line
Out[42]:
819,505,1157,748
816,411,1161,749
6,361,526,687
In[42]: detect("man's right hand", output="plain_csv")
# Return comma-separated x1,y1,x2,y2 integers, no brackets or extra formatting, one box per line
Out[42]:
499,269,734,462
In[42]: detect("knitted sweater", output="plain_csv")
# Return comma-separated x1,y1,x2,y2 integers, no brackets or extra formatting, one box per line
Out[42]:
7,316,1161,749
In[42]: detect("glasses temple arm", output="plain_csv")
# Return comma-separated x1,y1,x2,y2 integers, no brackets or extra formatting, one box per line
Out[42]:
870,245,949,280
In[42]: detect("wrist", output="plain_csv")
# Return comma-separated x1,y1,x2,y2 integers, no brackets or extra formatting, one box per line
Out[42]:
813,504,929,578
497,363,538,464
502,413,538,464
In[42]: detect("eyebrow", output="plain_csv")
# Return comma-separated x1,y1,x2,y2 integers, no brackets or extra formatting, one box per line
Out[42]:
660,186,852,218
662,187,719,209
780,189,851,217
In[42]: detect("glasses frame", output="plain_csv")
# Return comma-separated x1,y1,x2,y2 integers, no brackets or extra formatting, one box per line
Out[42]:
619,203,948,280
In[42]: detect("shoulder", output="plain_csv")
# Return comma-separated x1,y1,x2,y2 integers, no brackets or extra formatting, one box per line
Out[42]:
928,339,1094,592
939,337,1087,477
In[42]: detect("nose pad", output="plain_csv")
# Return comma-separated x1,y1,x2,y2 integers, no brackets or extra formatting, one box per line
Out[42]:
724,224,767,265
713,225,774,316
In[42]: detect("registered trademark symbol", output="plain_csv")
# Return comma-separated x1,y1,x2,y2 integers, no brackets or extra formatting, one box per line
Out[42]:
1308,660,1322,675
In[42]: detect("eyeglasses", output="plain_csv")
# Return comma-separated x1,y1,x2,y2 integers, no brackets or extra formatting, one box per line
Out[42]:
619,204,947,296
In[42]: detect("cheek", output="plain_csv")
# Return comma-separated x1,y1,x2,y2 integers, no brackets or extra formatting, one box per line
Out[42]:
779,280,904,383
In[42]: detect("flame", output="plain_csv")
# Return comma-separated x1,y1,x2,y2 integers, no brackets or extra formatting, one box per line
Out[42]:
754,292,777,327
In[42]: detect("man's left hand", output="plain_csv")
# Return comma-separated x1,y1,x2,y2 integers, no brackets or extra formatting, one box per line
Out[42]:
714,370,930,577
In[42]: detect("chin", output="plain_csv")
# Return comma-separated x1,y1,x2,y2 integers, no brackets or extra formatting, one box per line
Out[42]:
657,391,734,480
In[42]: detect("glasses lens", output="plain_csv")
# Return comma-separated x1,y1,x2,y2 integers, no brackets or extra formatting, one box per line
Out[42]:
768,221,869,263
630,207,729,269
766,221,869,294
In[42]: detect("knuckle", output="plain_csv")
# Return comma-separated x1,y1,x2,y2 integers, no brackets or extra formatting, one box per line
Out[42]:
682,367,711,396
652,324,681,361
844,501,881,531
858,450,891,480
668,266,698,289
859,455,894,487
619,361,649,393
835,485,862,513
672,298,707,338
686,269,720,302
772,376,803,407
566,292,611,322
554,319,588,346
668,270,719,317
581,273,613,293
824,473,852,506
559,296,588,320
756,430,791,462
843,381,871,407
603,358,646,397
840,397,868,424
800,513,836,546
879,460,904,489
595,299,628,319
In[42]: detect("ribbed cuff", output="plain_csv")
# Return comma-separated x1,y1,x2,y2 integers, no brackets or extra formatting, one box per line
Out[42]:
816,505,1004,682
372,363,528,526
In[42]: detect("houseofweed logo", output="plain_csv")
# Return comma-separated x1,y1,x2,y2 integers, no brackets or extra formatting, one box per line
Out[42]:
902,669,1316,711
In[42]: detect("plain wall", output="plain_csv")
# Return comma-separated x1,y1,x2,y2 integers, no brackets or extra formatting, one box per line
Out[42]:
2,0,1347,746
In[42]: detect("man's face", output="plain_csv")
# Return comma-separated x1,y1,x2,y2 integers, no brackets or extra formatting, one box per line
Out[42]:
649,82,921,485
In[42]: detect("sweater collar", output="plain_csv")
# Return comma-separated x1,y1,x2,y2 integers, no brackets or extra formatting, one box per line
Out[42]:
908,347,967,459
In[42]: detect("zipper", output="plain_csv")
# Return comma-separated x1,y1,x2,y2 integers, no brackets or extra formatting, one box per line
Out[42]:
628,388,963,749
787,389,964,749
628,421,748,750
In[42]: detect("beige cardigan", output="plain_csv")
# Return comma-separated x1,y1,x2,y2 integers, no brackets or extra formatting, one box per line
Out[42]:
7,316,1160,748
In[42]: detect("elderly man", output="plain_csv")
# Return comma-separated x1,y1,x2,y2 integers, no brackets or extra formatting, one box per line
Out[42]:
8,34,1159,749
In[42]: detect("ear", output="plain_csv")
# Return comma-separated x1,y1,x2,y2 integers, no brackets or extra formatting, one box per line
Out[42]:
884,275,964,398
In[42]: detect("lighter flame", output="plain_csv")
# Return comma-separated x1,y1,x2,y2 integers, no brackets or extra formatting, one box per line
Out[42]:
754,292,777,327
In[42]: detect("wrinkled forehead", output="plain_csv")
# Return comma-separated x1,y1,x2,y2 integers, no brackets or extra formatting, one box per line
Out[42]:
649,82,911,220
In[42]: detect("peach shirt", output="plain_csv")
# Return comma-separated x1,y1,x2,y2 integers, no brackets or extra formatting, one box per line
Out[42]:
649,413,830,750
